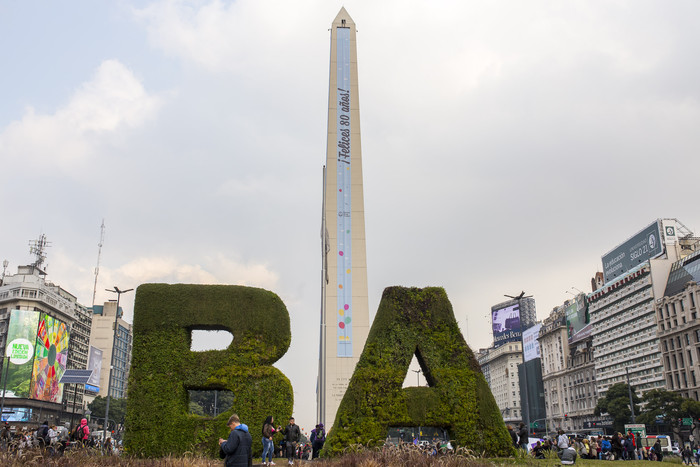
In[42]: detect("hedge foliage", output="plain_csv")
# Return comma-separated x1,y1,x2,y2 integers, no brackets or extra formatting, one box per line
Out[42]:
124,284,293,458
322,286,513,457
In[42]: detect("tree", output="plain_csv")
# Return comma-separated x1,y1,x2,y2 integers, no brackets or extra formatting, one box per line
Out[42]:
637,390,700,438
87,396,127,429
595,383,640,433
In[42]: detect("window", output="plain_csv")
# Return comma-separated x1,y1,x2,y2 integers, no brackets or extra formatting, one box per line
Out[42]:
673,354,678,369
687,334,692,346
681,300,685,312
689,350,694,366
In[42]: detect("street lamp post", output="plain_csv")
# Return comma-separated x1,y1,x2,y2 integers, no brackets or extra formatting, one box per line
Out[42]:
103,286,132,443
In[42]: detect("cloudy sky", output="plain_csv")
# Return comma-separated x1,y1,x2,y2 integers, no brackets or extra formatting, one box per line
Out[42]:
2,0,700,432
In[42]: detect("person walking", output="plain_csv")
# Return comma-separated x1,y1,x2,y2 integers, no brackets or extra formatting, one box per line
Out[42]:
218,414,253,467
517,422,529,450
653,439,663,462
261,416,276,466
310,423,325,459
282,417,301,466
507,425,518,447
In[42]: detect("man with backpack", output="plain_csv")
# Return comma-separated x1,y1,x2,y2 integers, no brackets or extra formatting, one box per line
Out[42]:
310,423,325,459
37,421,50,451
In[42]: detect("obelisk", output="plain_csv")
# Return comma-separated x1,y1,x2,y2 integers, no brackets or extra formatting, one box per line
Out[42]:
317,7,370,429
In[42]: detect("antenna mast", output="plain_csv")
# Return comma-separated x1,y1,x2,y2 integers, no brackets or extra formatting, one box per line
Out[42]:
29,234,51,272
92,220,106,307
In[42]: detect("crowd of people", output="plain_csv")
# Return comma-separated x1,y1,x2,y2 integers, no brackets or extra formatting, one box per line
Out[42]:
510,426,678,463
219,414,326,467
0,419,121,456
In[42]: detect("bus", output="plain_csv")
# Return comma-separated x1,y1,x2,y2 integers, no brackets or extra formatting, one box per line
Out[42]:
640,435,672,454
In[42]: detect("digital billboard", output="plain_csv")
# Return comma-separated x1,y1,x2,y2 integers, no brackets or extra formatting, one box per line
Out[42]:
29,313,69,402
522,324,542,362
492,303,521,348
602,221,664,282
565,293,590,344
85,346,103,393
3,310,40,398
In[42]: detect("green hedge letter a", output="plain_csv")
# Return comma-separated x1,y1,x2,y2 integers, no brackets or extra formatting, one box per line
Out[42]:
125,284,293,458
322,286,513,458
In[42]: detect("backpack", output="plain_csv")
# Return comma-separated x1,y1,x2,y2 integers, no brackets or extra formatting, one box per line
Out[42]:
40,426,50,443
71,424,85,441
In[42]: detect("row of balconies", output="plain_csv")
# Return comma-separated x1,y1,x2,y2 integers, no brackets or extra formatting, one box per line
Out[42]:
589,276,651,312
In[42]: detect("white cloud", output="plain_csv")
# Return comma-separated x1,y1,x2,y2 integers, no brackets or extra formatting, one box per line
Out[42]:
0,59,160,169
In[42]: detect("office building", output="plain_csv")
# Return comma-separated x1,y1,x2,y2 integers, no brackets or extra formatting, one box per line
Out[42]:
89,301,133,399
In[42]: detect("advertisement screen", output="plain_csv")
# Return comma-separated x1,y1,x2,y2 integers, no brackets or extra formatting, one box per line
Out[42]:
492,303,521,348
602,221,664,282
3,310,40,398
565,293,591,344
85,346,103,393
29,313,69,402
522,324,542,362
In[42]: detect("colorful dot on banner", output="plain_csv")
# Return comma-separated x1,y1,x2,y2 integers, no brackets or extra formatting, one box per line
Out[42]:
346,269,351,274
339,251,344,256
346,229,350,233
344,304,349,310
345,317,352,324
339,189,342,192
339,310,344,316
339,322,345,329
338,284,343,289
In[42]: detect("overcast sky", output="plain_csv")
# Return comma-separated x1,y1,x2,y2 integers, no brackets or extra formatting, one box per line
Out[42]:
2,0,700,433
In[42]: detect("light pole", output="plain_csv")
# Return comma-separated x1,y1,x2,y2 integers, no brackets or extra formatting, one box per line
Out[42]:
103,286,132,443
412,369,422,386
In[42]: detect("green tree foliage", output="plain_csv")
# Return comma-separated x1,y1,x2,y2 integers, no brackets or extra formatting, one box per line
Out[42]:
188,389,235,417
87,396,128,426
322,286,513,457
124,284,293,458
637,389,700,437
595,383,640,433
636,389,684,426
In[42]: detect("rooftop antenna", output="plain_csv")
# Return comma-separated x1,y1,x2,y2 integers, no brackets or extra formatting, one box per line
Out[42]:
29,234,51,272
92,219,106,307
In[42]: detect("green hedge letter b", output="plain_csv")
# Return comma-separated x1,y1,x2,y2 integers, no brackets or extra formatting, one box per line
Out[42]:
125,284,293,458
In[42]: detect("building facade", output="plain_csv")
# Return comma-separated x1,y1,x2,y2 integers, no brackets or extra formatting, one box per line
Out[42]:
478,342,524,425
89,301,133,399
0,264,92,423
657,249,700,399
538,306,570,431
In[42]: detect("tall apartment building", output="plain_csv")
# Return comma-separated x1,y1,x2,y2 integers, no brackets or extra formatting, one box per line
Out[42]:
538,306,570,430
0,264,92,423
588,220,692,399
90,301,133,399
477,342,524,425
656,249,700,399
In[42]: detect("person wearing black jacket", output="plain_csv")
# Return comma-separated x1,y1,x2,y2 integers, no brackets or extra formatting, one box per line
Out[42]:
282,417,301,466
507,425,518,447
219,414,253,467
517,422,529,450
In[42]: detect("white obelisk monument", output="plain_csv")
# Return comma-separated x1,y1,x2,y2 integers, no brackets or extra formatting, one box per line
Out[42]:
317,7,370,429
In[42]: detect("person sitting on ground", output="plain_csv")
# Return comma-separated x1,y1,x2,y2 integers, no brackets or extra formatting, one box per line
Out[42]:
532,441,545,459
559,445,578,465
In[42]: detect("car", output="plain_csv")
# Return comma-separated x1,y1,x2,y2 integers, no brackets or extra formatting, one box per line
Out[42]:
672,446,681,456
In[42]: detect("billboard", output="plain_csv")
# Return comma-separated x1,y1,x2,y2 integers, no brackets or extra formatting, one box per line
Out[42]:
29,313,69,402
492,303,521,348
3,310,40,398
2,310,69,403
85,346,103,393
522,324,542,362
565,293,591,344
602,221,664,282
